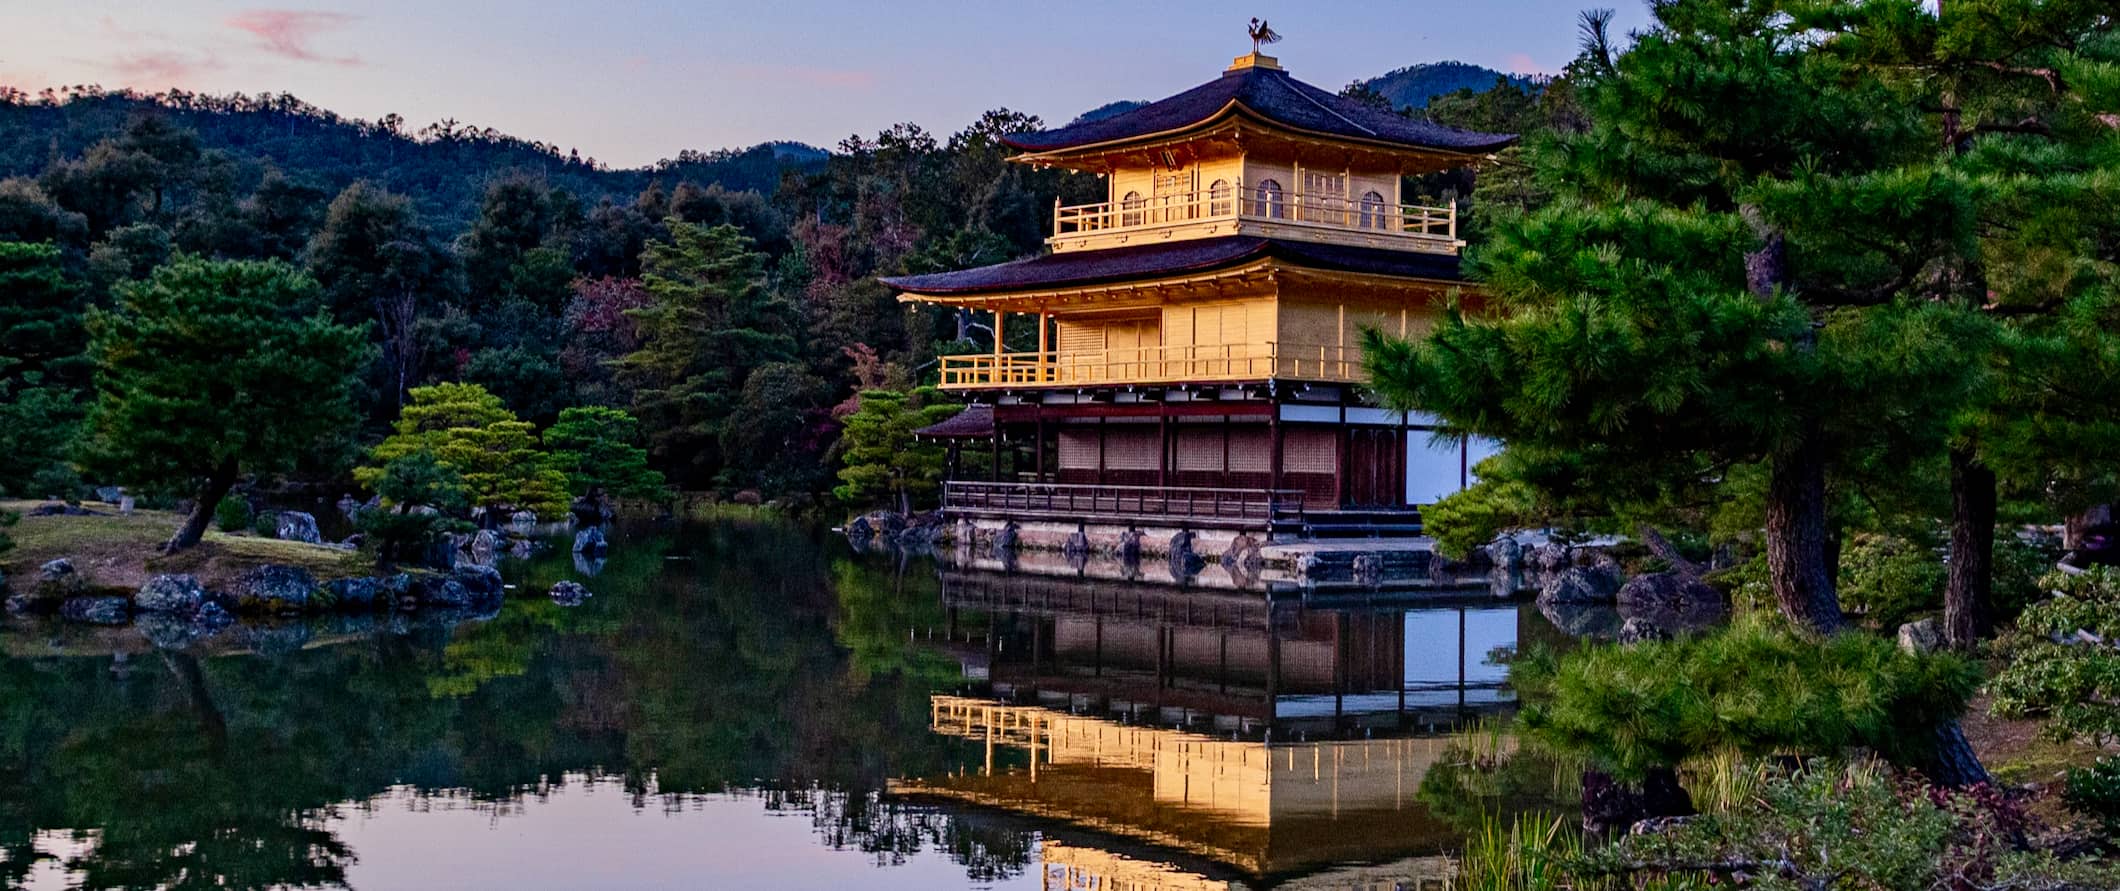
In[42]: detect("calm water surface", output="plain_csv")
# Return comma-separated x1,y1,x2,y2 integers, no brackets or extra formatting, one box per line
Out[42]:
0,519,1570,890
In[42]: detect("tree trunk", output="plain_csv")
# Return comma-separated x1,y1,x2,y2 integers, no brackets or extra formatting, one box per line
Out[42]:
1945,448,1997,648
165,457,239,552
1764,432,1845,635
1928,718,1991,788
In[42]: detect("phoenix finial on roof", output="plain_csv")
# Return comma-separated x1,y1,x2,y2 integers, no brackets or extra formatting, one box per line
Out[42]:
1248,18,1282,53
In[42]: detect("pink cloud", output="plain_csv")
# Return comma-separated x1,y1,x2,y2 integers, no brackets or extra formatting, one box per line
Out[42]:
1503,52,1545,75
224,9,360,65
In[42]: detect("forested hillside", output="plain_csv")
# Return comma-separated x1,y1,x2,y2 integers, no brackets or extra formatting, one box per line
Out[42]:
1358,61,1532,110
0,87,825,230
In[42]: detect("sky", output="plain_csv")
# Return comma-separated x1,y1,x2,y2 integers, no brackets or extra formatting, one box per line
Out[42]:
0,1,1650,169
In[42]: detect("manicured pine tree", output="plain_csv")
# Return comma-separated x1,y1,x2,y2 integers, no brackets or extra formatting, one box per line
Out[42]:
81,257,370,550
1366,0,1988,634
357,382,571,521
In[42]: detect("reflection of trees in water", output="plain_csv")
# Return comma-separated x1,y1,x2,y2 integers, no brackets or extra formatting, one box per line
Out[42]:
770,787,1034,883
0,518,1024,889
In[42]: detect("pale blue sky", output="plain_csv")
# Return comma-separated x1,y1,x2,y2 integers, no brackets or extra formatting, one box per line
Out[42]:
0,1,1649,167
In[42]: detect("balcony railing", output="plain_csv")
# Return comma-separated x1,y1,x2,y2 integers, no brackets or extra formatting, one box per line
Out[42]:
1051,183,1457,250
945,481,1306,528
938,342,1362,389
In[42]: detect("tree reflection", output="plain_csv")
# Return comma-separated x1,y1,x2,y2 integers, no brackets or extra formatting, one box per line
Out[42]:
0,518,1029,889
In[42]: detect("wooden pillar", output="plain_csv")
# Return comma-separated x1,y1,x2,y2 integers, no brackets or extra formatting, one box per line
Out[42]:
993,310,1006,382
1336,399,1350,508
1268,393,1285,496
1096,417,1107,486
1158,407,1171,488
1034,410,1047,484
1036,311,1050,383
991,425,1003,482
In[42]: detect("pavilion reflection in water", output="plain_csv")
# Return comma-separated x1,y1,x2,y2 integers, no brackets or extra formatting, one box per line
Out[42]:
896,567,1540,887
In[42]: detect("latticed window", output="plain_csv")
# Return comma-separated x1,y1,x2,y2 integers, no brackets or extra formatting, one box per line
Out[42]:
1120,190,1145,227
1252,179,1284,218
1359,190,1388,229
1208,179,1233,216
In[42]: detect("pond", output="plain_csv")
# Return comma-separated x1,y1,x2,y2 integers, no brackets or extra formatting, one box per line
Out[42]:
0,518,1572,889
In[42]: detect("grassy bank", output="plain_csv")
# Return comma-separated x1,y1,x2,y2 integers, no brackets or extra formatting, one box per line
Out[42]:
1,500,368,593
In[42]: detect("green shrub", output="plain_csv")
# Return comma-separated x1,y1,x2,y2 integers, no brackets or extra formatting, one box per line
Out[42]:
250,511,276,538
1838,533,1946,630
1513,617,1982,778
2063,755,2120,836
1990,568,2120,745
1577,761,2120,890
214,495,253,533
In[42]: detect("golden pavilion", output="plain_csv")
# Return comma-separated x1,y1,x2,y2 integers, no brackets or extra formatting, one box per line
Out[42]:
884,45,1513,536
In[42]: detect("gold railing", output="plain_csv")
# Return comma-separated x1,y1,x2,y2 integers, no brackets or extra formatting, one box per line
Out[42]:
937,342,1363,388
1053,183,1456,245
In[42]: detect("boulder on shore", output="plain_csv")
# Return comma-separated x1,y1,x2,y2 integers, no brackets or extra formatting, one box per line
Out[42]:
275,511,322,545
324,575,409,610
231,565,317,613
60,595,130,626
1615,572,1727,626
1537,564,1622,605
410,574,471,608
1898,618,1944,654
136,574,208,614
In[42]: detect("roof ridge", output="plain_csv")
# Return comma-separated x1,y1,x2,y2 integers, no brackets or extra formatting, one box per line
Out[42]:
1268,69,1378,138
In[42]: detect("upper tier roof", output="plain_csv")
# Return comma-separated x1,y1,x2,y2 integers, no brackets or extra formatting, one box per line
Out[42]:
882,235,1464,297
1003,59,1517,157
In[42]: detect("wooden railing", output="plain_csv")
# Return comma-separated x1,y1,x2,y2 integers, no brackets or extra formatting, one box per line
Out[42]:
945,481,1306,528
1052,182,1456,247
938,341,1363,388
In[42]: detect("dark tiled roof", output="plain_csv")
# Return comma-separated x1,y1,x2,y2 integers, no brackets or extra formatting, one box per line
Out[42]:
915,404,994,439
882,236,1464,296
1005,65,1516,154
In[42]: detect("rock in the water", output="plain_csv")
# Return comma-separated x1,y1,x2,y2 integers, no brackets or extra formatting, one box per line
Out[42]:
1538,564,1622,605
324,575,409,610
232,565,316,613
1898,618,1944,654
1619,617,1671,645
61,595,130,625
1117,528,1144,565
1221,534,1264,574
411,574,471,608
453,564,505,606
1062,528,1091,560
990,522,1019,559
1487,537,1526,597
275,511,322,544
549,580,591,606
572,526,609,556
509,510,538,530
136,574,207,614
1167,530,1204,580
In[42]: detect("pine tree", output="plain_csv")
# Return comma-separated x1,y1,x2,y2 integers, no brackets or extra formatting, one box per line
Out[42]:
1366,1,1992,634
617,221,797,488
82,257,370,550
833,389,953,513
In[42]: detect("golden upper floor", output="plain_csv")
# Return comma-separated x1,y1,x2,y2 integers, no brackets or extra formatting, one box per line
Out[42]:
1006,52,1513,255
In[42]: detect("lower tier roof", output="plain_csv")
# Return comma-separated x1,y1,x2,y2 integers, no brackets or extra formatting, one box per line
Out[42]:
882,236,1465,298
